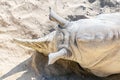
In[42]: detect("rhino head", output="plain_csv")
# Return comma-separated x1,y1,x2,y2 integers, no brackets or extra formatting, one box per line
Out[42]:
14,8,76,65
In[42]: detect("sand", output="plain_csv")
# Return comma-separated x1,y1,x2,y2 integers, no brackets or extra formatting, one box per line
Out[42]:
0,0,119,80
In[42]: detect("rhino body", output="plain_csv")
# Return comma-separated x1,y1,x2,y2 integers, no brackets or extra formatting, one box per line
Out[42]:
64,13,120,77
14,9,120,77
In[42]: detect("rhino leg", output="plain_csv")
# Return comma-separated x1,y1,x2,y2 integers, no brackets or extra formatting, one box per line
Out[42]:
48,48,71,65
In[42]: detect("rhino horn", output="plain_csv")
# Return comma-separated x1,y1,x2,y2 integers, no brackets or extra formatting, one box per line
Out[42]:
14,31,57,55
49,7,69,27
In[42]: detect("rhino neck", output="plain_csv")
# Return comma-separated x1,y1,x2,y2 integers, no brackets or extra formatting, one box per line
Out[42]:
67,37,82,63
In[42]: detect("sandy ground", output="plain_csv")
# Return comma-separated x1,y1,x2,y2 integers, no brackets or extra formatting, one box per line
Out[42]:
0,0,119,80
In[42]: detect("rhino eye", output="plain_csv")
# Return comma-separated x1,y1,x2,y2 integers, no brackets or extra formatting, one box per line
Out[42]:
57,32,64,44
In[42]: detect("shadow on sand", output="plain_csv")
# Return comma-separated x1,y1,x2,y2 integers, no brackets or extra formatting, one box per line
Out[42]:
0,57,38,80
1,52,120,80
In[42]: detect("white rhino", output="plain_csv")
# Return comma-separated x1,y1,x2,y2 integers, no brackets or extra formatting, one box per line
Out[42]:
14,8,120,77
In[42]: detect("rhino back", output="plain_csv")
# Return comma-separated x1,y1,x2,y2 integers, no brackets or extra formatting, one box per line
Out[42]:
95,13,120,25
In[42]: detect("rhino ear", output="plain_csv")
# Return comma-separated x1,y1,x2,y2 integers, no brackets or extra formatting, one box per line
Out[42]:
48,53,58,65
48,48,71,65
49,7,69,27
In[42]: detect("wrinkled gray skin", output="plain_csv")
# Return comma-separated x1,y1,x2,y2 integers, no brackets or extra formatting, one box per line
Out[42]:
14,8,120,77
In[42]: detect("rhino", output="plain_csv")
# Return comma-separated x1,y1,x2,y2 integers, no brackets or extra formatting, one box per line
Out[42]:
14,8,120,77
